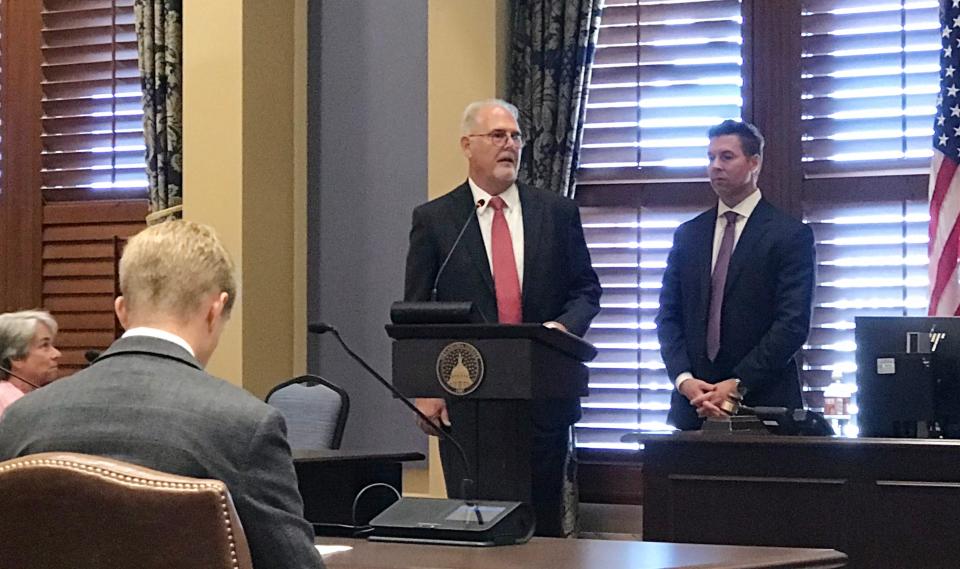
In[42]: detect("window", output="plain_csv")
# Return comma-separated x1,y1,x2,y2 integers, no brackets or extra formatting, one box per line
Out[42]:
800,1,939,176
40,0,147,198
576,1,937,448
580,0,744,182
0,0,148,372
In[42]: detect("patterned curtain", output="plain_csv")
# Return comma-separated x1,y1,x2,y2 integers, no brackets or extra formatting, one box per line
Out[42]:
508,0,601,198
134,0,183,224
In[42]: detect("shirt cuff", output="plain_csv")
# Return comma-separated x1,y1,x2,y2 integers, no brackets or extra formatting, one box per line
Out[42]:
675,372,694,389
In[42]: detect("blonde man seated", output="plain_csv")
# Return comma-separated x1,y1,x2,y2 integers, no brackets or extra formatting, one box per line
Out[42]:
0,221,324,569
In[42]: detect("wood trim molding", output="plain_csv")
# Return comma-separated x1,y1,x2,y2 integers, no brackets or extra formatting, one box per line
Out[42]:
0,0,43,311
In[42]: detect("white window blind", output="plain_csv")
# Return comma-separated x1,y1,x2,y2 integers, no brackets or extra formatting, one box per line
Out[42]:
41,0,146,194
801,0,940,176
803,201,929,436
579,0,743,181
577,206,703,449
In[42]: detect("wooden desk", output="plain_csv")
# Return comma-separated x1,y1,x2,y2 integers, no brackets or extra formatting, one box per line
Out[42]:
633,434,960,569
316,537,846,569
293,449,424,532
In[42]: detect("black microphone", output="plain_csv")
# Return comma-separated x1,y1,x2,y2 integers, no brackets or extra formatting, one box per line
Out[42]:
309,322,484,524
84,350,101,364
0,365,42,390
431,199,485,301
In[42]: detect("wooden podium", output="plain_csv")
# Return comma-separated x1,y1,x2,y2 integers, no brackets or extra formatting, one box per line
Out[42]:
385,324,596,502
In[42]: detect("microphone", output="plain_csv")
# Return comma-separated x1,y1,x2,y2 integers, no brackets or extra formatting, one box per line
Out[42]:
431,199,485,301
309,322,484,523
84,350,101,364
0,364,41,390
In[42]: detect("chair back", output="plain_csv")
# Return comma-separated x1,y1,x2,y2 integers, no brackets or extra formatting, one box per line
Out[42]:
0,452,254,569
266,374,349,450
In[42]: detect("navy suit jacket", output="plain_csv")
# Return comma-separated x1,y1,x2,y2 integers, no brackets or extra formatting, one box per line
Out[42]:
404,181,601,428
656,199,815,430
0,336,324,569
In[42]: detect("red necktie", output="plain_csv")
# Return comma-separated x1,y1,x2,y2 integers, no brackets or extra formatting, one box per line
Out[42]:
488,196,522,324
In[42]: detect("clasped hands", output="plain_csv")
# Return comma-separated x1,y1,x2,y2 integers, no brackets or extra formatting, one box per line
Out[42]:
679,378,741,418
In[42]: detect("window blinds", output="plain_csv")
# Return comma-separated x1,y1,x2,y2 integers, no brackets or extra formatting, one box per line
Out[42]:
40,0,146,194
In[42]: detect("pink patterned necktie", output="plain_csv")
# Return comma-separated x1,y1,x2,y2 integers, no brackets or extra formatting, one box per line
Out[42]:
488,196,522,324
707,211,739,361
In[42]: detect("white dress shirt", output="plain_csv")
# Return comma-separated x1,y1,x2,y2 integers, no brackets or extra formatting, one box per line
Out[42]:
711,189,762,271
676,189,762,389
469,178,524,288
122,327,196,358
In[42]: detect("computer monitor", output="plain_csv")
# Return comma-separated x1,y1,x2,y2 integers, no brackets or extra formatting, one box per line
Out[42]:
855,316,960,438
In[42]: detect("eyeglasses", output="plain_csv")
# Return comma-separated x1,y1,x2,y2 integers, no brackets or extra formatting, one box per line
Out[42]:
467,129,524,147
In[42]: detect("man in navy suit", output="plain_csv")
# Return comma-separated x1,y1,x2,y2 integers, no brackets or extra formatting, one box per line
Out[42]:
404,99,601,536
656,120,815,430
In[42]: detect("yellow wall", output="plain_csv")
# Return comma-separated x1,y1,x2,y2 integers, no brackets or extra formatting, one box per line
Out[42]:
182,0,307,395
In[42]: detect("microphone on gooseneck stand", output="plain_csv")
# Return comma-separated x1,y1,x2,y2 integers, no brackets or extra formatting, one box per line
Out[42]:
431,199,485,301
0,364,41,390
308,322,483,524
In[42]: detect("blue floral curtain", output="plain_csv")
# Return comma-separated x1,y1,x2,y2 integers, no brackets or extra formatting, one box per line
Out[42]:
508,0,601,198
134,0,183,223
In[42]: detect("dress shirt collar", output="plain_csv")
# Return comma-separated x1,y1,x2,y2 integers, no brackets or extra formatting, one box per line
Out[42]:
717,188,762,221
121,327,196,357
468,178,519,213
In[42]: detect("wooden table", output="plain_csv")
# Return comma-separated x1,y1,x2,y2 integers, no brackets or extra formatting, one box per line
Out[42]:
315,537,846,569
293,449,425,532
631,433,960,569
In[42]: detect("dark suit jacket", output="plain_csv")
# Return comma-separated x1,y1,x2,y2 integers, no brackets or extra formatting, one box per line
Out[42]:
404,181,601,427
656,199,815,430
0,336,324,569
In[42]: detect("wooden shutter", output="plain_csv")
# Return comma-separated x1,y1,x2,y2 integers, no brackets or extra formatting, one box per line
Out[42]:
39,0,148,376
43,199,147,377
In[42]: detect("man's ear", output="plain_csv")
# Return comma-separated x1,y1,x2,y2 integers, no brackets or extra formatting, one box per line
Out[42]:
460,136,472,159
114,296,129,330
206,292,229,330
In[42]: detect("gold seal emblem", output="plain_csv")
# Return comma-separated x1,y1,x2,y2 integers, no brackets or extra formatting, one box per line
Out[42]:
436,342,484,396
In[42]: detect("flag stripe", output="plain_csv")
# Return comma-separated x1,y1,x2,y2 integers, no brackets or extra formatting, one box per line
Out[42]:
930,153,956,244
930,5,960,316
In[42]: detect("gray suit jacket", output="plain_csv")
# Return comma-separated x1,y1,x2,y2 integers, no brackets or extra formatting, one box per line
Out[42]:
0,336,324,569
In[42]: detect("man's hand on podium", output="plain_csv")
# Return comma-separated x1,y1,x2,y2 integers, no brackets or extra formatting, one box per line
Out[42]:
415,397,450,435
542,321,568,333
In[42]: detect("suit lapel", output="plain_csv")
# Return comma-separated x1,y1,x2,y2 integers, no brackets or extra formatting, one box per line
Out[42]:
694,208,717,319
723,199,774,296
519,184,543,302
448,183,495,296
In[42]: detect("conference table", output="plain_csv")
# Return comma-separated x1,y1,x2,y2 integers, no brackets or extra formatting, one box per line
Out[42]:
293,448,425,532
315,536,847,569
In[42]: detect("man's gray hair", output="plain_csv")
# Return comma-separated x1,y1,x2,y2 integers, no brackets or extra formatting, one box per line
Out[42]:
461,99,520,135
0,310,58,377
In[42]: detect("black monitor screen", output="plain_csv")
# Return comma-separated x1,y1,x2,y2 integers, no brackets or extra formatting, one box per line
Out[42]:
855,316,960,438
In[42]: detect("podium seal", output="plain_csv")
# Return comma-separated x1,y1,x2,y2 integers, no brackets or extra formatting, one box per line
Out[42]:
436,342,484,396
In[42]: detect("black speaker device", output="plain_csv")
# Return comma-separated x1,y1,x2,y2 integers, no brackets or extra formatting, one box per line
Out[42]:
368,497,535,546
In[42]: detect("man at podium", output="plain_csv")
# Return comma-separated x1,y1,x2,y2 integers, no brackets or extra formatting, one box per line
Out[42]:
403,99,601,536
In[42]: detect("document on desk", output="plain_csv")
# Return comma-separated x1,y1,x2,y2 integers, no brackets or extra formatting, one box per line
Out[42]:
316,545,352,557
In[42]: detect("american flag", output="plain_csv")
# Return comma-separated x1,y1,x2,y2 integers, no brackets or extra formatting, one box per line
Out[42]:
930,0,960,315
